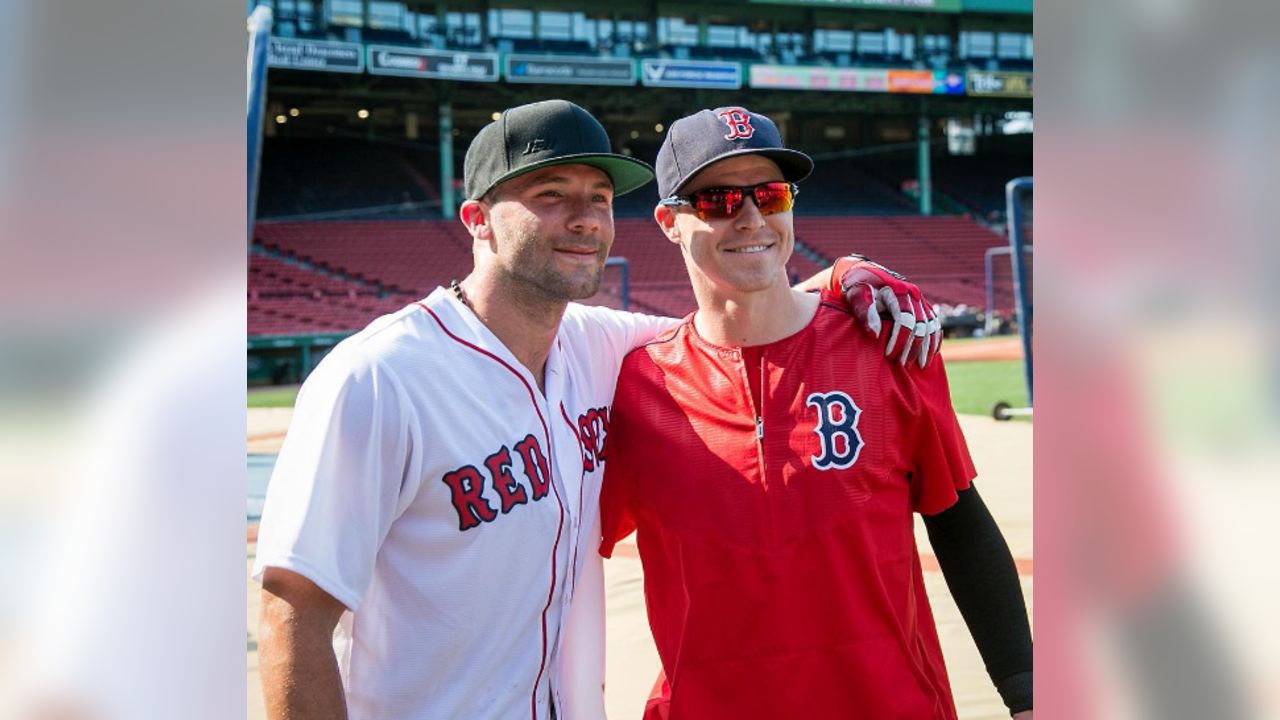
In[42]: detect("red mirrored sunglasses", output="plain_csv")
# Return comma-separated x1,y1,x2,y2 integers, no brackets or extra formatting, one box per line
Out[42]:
660,182,799,220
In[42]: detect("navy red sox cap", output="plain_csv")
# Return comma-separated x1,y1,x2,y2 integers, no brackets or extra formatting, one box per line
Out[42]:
655,106,814,199
464,99,655,201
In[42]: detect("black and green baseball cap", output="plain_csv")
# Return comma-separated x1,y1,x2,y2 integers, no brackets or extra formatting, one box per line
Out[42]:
463,99,655,201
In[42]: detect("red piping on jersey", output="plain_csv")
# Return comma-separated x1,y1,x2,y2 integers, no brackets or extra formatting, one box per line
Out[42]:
559,403,589,598
419,303,564,720
539,454,567,720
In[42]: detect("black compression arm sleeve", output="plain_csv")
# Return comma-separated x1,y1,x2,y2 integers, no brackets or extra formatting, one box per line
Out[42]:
922,485,1033,715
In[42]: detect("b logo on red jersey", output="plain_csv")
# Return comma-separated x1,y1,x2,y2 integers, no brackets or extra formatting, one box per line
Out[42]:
806,391,864,470
717,108,755,140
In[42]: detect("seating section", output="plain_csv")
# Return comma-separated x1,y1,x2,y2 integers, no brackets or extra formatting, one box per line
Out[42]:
257,138,446,220
510,38,595,55
249,294,419,336
255,220,474,295
248,253,419,335
249,214,1024,335
251,220,471,335
360,27,415,45
855,135,1032,219
802,51,915,69
801,159,918,215
250,253,368,297
932,153,1032,219
685,45,762,62
604,220,685,317
257,136,1030,223
267,20,1029,71
794,215,1023,313
256,137,1028,222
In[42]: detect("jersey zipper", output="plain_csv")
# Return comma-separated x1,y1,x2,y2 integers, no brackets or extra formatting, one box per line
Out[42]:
754,352,767,485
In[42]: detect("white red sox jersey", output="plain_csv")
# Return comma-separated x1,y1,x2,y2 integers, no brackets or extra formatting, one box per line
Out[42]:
253,286,674,720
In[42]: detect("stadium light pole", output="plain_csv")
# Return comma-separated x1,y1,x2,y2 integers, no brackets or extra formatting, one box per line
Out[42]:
247,5,273,243
916,111,932,216
439,90,456,219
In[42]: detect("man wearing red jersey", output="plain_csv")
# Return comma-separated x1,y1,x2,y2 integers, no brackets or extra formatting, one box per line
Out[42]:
599,107,1033,719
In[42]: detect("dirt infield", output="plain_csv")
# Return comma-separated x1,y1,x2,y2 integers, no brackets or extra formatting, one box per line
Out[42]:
247,407,292,454
942,336,1024,362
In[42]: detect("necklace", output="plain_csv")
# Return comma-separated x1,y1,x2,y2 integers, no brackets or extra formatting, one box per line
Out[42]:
450,279,472,310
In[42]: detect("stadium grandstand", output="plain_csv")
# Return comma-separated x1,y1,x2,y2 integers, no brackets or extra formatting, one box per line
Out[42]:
248,0,1032,384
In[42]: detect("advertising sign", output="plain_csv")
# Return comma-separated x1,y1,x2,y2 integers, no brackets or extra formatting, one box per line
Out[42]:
887,69,966,94
746,0,962,12
751,65,964,94
367,46,499,81
639,60,742,89
504,55,635,86
966,70,1033,97
268,38,364,73
750,65,888,91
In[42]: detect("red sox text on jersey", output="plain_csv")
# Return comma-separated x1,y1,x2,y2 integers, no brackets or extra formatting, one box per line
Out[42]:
441,406,609,532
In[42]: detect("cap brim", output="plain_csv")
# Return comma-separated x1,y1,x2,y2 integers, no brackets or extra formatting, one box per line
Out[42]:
671,148,814,196
479,154,656,199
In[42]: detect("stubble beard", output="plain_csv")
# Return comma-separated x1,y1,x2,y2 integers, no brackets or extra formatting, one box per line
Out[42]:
505,226,608,305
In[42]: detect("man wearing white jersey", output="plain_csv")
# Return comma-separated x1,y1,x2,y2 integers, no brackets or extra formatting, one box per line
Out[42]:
253,99,940,720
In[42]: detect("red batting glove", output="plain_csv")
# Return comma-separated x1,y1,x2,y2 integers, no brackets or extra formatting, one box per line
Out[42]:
830,255,942,368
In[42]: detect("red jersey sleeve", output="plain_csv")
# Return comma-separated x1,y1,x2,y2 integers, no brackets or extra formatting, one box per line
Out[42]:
599,357,643,558
907,357,977,515
599,452,637,558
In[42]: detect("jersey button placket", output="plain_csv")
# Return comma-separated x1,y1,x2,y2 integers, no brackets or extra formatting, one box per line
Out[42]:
538,389,571,720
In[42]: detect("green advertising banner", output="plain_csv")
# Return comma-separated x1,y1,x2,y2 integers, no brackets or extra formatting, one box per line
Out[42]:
966,70,1033,97
961,0,1032,13
748,0,962,11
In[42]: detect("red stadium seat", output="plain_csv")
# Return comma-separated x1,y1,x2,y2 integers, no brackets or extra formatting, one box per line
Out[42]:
249,215,1027,336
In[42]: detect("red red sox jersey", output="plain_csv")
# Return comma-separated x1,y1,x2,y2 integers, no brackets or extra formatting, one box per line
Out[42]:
253,286,673,720
599,291,977,720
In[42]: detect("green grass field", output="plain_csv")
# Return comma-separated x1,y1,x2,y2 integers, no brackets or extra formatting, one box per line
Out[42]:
248,385,300,408
943,359,1029,417
247,360,1028,418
